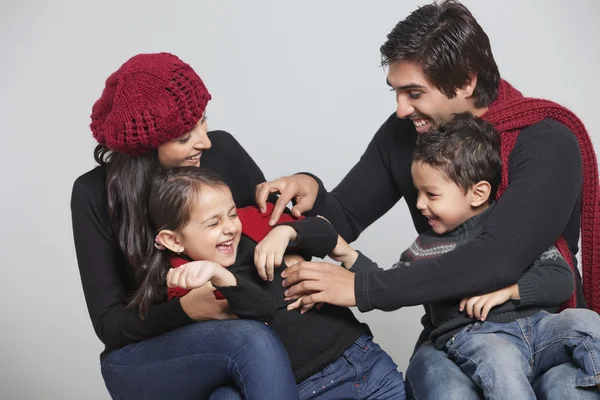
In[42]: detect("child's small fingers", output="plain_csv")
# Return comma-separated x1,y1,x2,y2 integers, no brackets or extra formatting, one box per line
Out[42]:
287,297,303,311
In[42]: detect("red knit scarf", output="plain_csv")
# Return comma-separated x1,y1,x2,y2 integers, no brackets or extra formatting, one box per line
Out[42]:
166,204,301,300
482,80,600,312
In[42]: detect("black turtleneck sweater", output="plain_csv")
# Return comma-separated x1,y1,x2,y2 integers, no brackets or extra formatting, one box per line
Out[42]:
216,217,369,383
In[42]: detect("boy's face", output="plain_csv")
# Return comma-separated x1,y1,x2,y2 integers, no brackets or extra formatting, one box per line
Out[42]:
411,161,478,235
178,185,242,267
387,61,479,134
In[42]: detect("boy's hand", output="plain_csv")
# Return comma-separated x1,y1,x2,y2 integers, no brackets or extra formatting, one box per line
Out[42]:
329,235,359,269
459,284,519,321
255,225,297,281
167,260,235,289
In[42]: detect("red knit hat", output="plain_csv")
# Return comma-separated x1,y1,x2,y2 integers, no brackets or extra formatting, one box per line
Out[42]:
90,53,212,155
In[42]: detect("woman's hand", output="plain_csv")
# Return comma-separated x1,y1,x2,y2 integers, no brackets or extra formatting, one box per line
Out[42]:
180,283,238,321
254,225,297,281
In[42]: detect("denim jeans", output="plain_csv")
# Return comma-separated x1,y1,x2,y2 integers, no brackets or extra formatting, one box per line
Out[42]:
405,342,482,400
407,312,600,400
297,334,406,399
444,309,600,400
101,320,300,400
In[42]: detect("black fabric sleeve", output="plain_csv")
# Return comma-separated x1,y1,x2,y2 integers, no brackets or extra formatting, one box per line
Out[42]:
71,177,193,348
515,246,575,308
349,251,384,274
278,217,338,259
355,120,582,311
215,275,276,322
303,115,408,242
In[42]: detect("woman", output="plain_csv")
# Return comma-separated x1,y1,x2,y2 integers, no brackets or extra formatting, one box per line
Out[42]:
71,52,299,400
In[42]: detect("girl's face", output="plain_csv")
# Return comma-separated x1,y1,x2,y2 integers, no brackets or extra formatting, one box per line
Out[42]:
177,185,242,267
157,113,211,167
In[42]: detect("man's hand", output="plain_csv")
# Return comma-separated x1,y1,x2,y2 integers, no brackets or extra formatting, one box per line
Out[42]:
281,261,356,308
254,225,297,281
255,174,319,226
459,284,519,321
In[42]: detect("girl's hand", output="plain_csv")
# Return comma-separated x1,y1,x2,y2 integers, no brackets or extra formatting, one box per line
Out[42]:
459,284,519,321
254,225,297,281
283,254,306,267
167,260,235,289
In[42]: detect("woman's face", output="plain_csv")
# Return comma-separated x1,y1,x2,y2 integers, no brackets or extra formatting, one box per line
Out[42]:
157,113,211,167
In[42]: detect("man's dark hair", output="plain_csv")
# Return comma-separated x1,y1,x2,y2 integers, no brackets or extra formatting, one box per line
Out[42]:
381,0,500,108
413,112,502,201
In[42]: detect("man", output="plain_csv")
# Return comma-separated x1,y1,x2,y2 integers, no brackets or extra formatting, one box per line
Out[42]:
255,1,600,399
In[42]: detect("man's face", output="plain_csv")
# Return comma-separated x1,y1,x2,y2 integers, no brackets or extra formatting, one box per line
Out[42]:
387,61,477,133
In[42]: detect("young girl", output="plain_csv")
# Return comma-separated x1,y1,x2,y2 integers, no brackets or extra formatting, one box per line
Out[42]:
142,166,406,400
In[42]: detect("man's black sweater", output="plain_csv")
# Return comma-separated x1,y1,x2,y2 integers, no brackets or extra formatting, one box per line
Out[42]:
306,115,585,311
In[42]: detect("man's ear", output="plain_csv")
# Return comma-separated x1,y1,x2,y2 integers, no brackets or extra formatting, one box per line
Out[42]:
470,180,491,207
460,74,478,98
157,229,184,253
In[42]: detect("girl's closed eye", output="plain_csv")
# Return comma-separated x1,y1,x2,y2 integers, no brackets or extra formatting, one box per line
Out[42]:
178,135,191,144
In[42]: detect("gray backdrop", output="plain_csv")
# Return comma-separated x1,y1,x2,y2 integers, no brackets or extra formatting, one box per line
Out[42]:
1,0,599,398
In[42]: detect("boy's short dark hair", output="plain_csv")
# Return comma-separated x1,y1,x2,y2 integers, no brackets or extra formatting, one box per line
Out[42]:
380,0,500,108
413,112,502,201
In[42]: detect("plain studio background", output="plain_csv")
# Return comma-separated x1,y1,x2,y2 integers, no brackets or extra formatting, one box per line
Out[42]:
1,1,598,398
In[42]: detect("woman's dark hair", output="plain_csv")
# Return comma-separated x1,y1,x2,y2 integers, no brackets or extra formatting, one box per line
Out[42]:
95,144,161,286
127,166,228,316
413,112,502,201
380,0,500,108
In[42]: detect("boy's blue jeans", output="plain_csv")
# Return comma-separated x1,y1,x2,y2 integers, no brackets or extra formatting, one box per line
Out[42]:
443,309,600,400
297,334,406,400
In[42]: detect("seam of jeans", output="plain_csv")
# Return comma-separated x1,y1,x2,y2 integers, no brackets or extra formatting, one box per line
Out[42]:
581,338,600,377
102,353,233,368
533,334,589,354
515,318,535,374
227,357,248,399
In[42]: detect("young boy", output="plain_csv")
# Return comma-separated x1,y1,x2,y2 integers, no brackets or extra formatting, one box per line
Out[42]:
328,113,600,398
